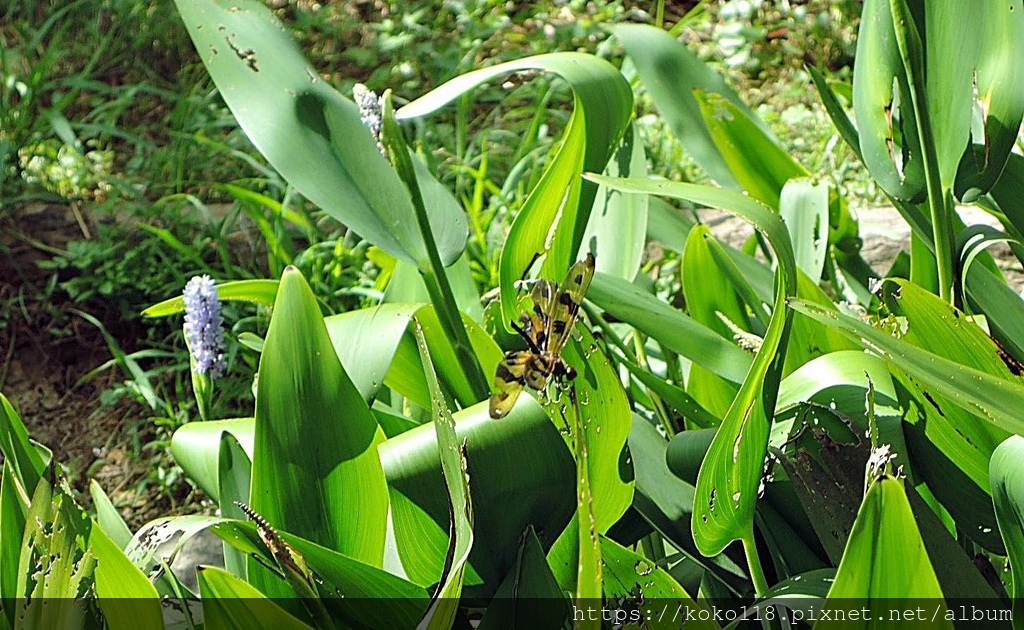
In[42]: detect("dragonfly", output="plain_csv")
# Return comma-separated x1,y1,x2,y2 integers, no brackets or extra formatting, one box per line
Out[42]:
489,252,595,419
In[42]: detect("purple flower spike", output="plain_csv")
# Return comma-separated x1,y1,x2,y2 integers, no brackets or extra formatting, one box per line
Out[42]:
183,275,226,378
353,83,386,156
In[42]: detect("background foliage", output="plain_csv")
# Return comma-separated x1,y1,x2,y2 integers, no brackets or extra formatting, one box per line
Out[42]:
4,0,1024,627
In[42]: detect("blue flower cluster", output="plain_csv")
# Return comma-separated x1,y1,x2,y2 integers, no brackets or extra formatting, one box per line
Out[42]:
183,275,226,377
353,83,385,156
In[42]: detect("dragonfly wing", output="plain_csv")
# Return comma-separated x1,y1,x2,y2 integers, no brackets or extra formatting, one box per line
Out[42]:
490,350,531,419
547,252,595,355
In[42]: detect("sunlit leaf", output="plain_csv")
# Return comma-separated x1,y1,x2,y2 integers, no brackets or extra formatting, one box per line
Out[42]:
197,566,314,630
250,267,388,596
141,279,279,318
822,476,951,626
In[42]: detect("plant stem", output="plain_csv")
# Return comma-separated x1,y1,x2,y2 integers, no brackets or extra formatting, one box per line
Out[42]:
742,532,770,598
407,166,490,402
890,0,955,302
381,93,490,402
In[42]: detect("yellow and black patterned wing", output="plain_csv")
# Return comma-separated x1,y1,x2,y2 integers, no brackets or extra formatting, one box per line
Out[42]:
490,350,532,419
547,253,595,356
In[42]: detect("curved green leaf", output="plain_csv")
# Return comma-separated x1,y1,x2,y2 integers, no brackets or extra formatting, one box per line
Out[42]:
251,266,388,595
172,418,254,502
380,399,575,595
607,23,764,189
788,295,1024,436
141,279,279,318
397,52,632,326
584,175,796,561
90,523,162,629
563,327,634,533
954,1,1024,198
851,0,926,200
682,224,745,417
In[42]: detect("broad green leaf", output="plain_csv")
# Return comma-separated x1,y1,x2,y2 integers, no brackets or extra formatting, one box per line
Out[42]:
477,527,570,630
397,52,631,326
141,279,279,318
887,279,1011,517
0,393,46,496
413,322,473,630
788,297,1024,436
197,566,313,630
172,418,254,501
585,175,796,559
324,303,421,403
581,121,649,281
918,1,974,191
251,267,388,596
954,1,1024,198
900,374,1004,553
779,178,830,281
173,0,465,267
499,105,586,327
822,476,950,626
600,536,716,630
852,0,926,200
89,480,132,550
124,514,226,597
608,23,765,189
380,399,575,595
682,224,744,417
991,435,1024,611
90,522,162,629
696,91,807,209
773,411,870,566
773,351,903,457
588,272,751,384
